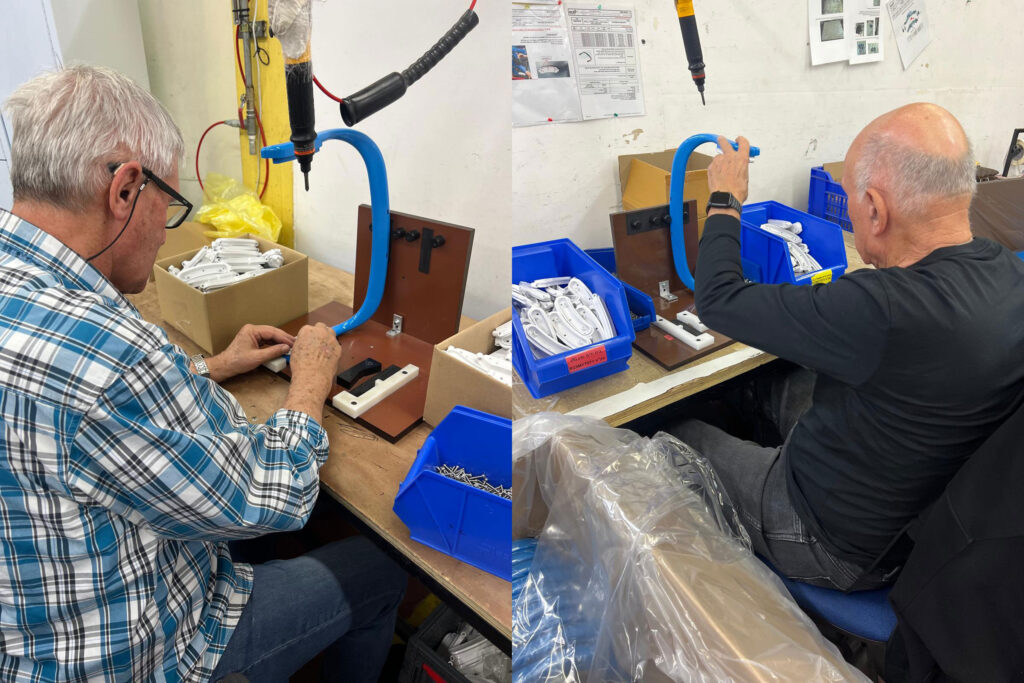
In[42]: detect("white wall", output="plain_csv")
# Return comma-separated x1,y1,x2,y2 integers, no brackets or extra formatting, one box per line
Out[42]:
50,0,150,90
138,0,510,319
511,0,1024,253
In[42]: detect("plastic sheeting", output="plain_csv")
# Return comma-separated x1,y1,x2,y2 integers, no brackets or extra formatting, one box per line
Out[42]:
267,0,312,60
512,413,868,683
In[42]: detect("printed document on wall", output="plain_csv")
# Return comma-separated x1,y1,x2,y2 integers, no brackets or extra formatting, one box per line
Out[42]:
809,0,849,65
886,0,931,69
847,0,884,64
565,4,645,120
512,4,582,127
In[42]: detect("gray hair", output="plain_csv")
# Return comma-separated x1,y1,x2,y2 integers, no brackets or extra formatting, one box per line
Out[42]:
3,64,184,211
854,132,976,216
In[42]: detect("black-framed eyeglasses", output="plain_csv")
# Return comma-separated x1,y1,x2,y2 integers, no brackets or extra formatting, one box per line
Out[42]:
107,162,192,229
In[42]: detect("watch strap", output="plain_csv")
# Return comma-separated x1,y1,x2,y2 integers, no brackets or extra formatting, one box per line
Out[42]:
190,354,210,378
706,191,742,214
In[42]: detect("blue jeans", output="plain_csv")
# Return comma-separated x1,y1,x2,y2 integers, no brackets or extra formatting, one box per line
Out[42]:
668,365,884,591
210,536,406,683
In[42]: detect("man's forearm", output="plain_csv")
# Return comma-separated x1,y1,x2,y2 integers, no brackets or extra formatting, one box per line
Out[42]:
283,379,330,422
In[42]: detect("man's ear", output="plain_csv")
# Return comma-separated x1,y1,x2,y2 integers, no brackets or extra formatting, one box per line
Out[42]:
107,162,144,221
864,187,889,238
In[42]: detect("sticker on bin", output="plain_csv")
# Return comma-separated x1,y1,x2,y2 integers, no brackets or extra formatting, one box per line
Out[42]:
566,345,608,372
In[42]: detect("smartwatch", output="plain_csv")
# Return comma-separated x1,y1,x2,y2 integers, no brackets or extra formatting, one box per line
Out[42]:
191,354,211,378
706,191,743,214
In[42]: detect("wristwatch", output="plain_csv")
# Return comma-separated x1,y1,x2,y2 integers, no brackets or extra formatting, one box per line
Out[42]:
706,191,743,214
190,354,211,378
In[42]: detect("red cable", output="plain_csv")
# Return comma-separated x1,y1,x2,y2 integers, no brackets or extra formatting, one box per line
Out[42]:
195,121,227,193
312,75,344,103
469,0,477,10
233,25,270,199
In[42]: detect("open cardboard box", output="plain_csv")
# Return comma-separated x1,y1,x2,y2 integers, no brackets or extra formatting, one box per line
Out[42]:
423,308,514,427
153,233,308,354
618,150,714,236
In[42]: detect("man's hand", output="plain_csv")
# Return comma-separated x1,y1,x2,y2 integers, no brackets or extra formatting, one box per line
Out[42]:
283,323,342,420
203,324,295,383
707,135,751,218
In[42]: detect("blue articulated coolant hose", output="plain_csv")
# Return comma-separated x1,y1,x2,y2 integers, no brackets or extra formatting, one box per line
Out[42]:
262,128,390,337
669,133,760,291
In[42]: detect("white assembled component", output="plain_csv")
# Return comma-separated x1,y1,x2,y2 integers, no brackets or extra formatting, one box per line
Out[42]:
263,356,288,373
212,237,260,250
332,364,419,418
654,315,714,351
530,276,571,288
676,310,709,333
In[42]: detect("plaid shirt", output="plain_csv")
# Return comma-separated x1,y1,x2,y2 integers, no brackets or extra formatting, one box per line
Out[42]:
0,209,329,682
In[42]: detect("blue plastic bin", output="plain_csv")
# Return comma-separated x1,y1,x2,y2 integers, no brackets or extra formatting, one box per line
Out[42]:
621,281,655,332
579,248,653,332
584,247,617,275
807,166,852,232
740,201,848,286
393,406,511,581
512,239,635,398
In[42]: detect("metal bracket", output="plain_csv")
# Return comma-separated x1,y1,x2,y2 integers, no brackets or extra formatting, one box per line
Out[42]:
332,364,420,418
658,280,678,302
253,20,268,38
386,314,403,337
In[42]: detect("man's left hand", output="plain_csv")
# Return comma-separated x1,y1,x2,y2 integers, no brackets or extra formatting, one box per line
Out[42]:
202,324,295,383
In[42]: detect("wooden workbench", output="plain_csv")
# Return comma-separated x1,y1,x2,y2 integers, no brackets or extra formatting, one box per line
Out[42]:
129,259,512,650
514,232,868,426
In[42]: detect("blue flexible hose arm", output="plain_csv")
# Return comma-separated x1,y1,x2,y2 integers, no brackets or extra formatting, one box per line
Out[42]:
263,128,390,337
670,134,760,291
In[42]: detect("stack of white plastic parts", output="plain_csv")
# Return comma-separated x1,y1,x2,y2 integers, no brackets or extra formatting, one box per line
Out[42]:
167,238,285,292
444,320,513,386
512,277,615,359
759,219,824,276
440,621,511,683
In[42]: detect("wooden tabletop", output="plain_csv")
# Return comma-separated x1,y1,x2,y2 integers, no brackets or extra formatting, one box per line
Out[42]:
129,259,512,642
514,232,868,426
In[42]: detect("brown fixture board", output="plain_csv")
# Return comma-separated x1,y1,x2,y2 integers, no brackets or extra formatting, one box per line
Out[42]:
273,302,434,442
610,202,736,371
353,205,475,345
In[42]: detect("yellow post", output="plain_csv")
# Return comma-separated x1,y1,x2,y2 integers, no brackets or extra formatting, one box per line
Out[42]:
234,0,294,247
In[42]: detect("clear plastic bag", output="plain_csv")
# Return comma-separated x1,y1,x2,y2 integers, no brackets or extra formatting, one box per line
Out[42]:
512,413,868,682
195,173,282,242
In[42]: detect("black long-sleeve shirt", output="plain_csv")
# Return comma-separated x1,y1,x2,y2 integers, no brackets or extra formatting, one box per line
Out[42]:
695,213,1024,564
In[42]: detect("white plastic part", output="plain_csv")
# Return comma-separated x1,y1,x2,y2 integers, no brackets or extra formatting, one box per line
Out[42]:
518,281,552,302
554,295,595,339
211,237,260,249
263,356,288,373
523,323,571,357
530,276,571,289
331,364,419,418
676,309,709,333
654,315,714,351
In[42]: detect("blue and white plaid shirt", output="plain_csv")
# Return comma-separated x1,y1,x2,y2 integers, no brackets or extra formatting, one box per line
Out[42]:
0,209,329,682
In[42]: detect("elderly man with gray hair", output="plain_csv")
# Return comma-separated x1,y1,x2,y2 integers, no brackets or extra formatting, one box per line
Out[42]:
0,65,405,682
671,104,1024,591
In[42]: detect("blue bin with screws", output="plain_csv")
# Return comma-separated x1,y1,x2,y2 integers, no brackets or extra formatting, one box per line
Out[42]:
393,406,511,580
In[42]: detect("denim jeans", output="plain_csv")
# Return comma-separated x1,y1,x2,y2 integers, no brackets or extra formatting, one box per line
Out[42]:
210,536,406,683
668,365,883,591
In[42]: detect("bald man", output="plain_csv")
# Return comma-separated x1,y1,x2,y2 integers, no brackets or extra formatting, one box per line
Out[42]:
671,104,1024,591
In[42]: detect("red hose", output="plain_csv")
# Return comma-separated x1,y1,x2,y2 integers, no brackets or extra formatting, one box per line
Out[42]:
195,120,227,193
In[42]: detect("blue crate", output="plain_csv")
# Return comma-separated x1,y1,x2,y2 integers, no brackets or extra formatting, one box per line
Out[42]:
807,166,852,232
621,281,655,332
393,406,511,581
584,247,617,274
512,239,635,398
740,201,848,286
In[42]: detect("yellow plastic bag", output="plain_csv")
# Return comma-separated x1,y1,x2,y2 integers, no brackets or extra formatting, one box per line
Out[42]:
195,173,282,242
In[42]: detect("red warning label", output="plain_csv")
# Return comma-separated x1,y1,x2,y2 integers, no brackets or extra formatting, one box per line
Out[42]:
565,345,608,373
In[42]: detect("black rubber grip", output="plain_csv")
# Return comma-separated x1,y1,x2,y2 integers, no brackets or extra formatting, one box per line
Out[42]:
677,15,705,78
339,72,407,127
401,10,479,87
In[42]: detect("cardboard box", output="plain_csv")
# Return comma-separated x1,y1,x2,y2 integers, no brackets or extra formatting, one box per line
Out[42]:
157,221,212,263
423,308,513,427
618,150,714,236
821,160,845,184
153,233,308,354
